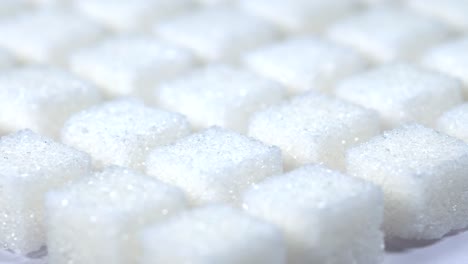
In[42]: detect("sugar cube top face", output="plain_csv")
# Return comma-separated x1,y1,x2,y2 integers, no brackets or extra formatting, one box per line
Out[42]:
408,0,468,31
248,92,380,170
0,67,101,138
327,7,451,63
243,165,384,264
0,9,103,64
240,0,357,34
0,130,92,253
437,103,468,143
46,166,188,264
69,36,195,99
346,124,468,239
335,63,463,128
146,127,283,204
422,37,468,98
243,37,366,94
156,64,286,132
61,99,190,171
75,0,194,32
141,205,286,264
154,7,279,62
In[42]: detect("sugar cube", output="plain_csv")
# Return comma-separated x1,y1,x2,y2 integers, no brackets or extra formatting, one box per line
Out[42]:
346,124,468,239
141,205,286,264
0,9,103,64
69,36,195,99
154,7,279,62
409,0,468,31
156,64,286,132
242,165,384,264
146,127,283,204
243,37,366,94
0,67,101,138
422,37,468,98
248,92,380,170
74,0,194,32
240,0,357,34
61,99,190,171
46,166,188,264
327,7,451,63
437,103,468,143
0,130,92,253
335,63,463,129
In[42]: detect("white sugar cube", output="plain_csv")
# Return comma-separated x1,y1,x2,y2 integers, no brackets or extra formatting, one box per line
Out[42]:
75,0,194,32
0,67,101,138
409,0,468,31
243,37,366,94
0,130,92,253
335,63,463,129
248,92,380,170
327,7,451,63
69,36,195,99
422,37,468,98
61,99,190,171
156,65,286,132
240,0,357,34
0,9,103,64
154,7,279,62
346,124,468,239
146,127,283,204
141,205,286,264
437,103,468,143
243,165,384,264
46,166,188,264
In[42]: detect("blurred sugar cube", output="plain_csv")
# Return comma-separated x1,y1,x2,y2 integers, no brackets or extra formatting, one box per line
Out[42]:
154,7,279,62
409,0,468,32
141,205,286,264
146,127,283,205
243,165,384,264
0,9,103,64
0,67,101,138
346,124,468,239
335,63,463,128
437,103,468,143
61,99,190,171
243,37,366,94
156,64,285,132
249,92,380,170
69,36,195,99
46,166,187,264
327,7,451,63
0,130,92,253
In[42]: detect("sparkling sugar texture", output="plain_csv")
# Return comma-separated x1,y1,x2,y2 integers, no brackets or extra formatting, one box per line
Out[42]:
346,124,468,239
141,205,286,264
240,0,357,34
327,7,451,63
409,0,468,31
335,63,463,128
154,7,279,62
69,36,195,99
46,166,188,264
74,0,194,32
0,67,101,138
437,103,468,143
248,92,380,170
422,37,468,98
243,165,384,264
243,37,366,94
0,9,103,64
61,99,190,171
0,130,92,253
156,64,285,132
146,127,283,204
